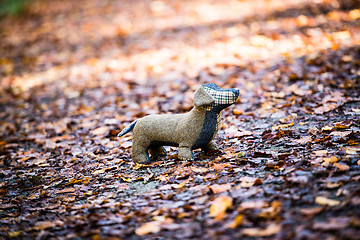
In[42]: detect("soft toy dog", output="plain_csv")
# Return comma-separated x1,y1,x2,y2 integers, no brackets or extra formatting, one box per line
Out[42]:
118,83,239,163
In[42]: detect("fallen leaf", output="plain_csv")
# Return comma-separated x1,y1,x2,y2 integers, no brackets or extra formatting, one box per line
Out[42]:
135,217,173,236
117,183,129,191
330,131,352,137
235,130,253,137
209,183,232,194
315,196,340,206
226,214,243,228
173,180,187,189
32,221,56,231
321,125,333,131
293,136,312,144
238,200,267,210
313,217,349,230
190,166,209,173
8,230,22,237
333,120,352,129
209,195,233,220
333,162,350,171
243,223,281,237
45,139,57,149
56,188,76,194
345,146,360,155
135,221,161,236
322,156,339,166
212,163,231,171
239,176,262,188
120,141,132,148
272,121,294,130
92,168,106,174
92,126,109,135
299,206,324,215
233,108,243,115
313,150,328,156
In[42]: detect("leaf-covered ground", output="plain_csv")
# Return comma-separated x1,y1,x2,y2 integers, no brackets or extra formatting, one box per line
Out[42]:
1,0,360,239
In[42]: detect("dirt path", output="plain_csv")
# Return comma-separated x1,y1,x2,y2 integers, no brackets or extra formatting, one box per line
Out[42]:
1,0,360,239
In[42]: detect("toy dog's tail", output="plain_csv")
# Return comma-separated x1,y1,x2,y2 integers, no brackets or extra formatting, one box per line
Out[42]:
117,120,137,138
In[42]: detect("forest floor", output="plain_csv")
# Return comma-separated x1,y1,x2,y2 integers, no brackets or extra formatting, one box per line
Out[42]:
1,0,360,239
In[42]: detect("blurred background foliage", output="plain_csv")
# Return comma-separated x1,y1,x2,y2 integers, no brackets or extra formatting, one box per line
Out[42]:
0,0,32,17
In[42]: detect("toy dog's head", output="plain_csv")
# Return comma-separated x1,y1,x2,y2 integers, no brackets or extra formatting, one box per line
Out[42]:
194,83,239,112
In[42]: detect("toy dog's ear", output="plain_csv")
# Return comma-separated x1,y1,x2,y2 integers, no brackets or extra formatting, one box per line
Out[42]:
193,86,215,107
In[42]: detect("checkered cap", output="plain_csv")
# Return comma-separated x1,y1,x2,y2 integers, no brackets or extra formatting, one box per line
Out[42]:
203,86,238,105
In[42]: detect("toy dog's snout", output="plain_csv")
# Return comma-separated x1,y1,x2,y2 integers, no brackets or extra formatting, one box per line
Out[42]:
201,83,239,111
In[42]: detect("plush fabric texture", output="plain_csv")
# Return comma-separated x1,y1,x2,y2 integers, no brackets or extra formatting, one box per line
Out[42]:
118,83,239,163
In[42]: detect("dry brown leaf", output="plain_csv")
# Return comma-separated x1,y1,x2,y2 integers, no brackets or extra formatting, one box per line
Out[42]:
117,183,129,191
239,176,262,188
92,168,106,175
32,221,56,231
272,121,294,130
7,231,22,238
135,221,161,236
233,108,244,115
333,162,350,171
212,163,231,171
313,150,328,156
209,183,232,194
314,103,338,114
238,200,267,210
190,166,209,173
91,126,109,135
345,146,360,155
313,217,349,230
135,217,173,236
226,214,244,228
330,131,352,137
120,141,132,148
299,206,324,215
173,180,187,189
209,195,233,220
315,196,340,206
45,139,57,149
56,187,76,194
322,156,339,166
293,136,312,144
243,223,281,237
235,130,253,137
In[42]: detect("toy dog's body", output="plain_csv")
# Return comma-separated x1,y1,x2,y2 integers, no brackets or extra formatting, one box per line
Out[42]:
118,83,239,163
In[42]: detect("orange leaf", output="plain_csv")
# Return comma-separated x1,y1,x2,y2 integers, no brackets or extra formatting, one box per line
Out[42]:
56,187,76,194
313,150,328,156
135,221,161,236
209,195,233,220
209,183,232,194
213,163,231,171
92,126,109,135
315,196,340,206
226,214,243,228
333,162,350,171
190,166,209,173
322,156,339,166
243,223,281,237
32,221,56,231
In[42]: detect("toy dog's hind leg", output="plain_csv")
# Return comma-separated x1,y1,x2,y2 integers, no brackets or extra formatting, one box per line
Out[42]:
132,139,151,164
149,146,167,159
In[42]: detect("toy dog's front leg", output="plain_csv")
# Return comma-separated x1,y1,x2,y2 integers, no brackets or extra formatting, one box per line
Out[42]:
202,141,219,152
178,144,194,161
